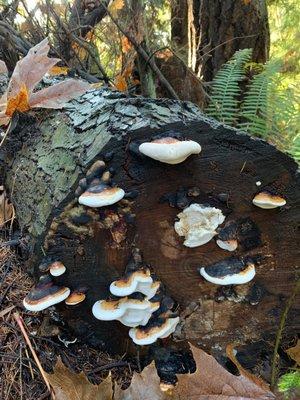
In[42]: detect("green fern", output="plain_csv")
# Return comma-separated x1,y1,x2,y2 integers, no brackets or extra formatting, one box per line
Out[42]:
277,371,300,397
206,48,252,125
238,60,281,138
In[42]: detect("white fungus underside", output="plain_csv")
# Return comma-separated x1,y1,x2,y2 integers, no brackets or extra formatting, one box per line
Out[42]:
199,265,255,285
139,141,201,164
23,288,71,312
129,317,180,345
92,299,159,327
252,199,286,209
50,266,66,276
175,204,225,248
109,277,157,299
216,239,238,252
78,189,125,207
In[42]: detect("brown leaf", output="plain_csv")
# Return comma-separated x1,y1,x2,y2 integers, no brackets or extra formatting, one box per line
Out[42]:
174,344,275,400
0,185,14,226
109,0,125,17
29,79,90,109
114,75,127,92
0,60,8,75
114,362,166,400
45,357,113,400
285,340,300,366
49,66,69,76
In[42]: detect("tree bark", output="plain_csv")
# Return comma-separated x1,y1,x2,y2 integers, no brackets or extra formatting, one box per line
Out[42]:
171,0,270,81
4,89,299,363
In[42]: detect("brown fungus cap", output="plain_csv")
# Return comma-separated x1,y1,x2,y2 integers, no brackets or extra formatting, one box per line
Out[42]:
252,191,286,209
65,291,86,305
23,275,70,312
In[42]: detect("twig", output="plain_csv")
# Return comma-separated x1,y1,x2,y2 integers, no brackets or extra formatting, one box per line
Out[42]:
25,347,35,379
13,312,53,397
103,4,179,100
270,278,300,389
88,360,129,375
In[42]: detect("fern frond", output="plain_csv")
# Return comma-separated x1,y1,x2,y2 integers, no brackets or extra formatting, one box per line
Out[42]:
206,48,252,125
238,60,281,137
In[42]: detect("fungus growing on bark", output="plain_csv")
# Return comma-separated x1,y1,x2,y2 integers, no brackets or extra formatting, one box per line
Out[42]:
139,137,201,164
174,203,225,247
216,221,238,252
128,316,180,345
92,297,160,327
65,289,86,305
109,268,160,299
79,183,125,208
252,191,286,209
199,256,256,285
23,275,70,311
49,261,66,277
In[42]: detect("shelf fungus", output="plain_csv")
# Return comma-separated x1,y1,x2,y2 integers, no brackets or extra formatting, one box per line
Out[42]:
138,137,201,164
216,221,238,252
65,288,87,305
199,256,256,285
23,275,70,311
175,203,225,247
252,191,286,209
79,183,125,208
129,316,180,345
109,268,160,299
38,259,66,276
92,297,160,327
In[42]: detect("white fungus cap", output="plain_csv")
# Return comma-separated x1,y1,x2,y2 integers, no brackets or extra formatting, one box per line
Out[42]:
128,316,180,345
92,298,160,327
49,261,66,277
23,287,70,312
174,203,225,248
109,269,160,299
79,186,125,208
139,137,201,164
252,192,286,209
199,263,255,285
216,239,238,252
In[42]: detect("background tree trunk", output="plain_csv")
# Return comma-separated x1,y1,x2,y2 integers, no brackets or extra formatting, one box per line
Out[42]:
4,89,299,364
171,0,270,81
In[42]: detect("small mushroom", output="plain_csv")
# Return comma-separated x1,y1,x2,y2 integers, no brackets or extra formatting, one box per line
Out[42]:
199,256,256,285
23,275,70,312
139,137,201,164
65,290,86,305
79,183,125,208
92,297,160,327
128,316,180,345
109,268,160,299
174,203,225,247
252,191,286,209
216,221,238,252
216,239,238,252
49,261,66,277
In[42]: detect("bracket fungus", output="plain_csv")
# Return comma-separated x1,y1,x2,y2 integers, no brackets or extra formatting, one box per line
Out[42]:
252,191,286,209
129,316,180,345
109,268,160,299
49,261,66,277
65,288,87,305
199,256,256,285
23,275,70,311
92,297,160,327
138,137,201,164
174,203,225,247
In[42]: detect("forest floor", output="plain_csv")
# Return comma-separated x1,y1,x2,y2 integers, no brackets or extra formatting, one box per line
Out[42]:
0,240,137,400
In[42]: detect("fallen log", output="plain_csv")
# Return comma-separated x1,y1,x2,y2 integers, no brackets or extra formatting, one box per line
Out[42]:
4,88,299,364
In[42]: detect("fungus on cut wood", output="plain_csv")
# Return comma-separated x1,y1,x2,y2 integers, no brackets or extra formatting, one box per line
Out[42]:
252,191,286,209
199,256,257,285
138,136,201,164
174,203,225,247
23,275,70,312
129,316,180,345
65,287,88,305
49,261,66,276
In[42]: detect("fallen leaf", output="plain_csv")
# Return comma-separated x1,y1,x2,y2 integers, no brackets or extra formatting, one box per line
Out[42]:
109,0,125,17
29,79,90,109
114,75,127,92
114,362,166,400
121,36,132,53
49,66,69,76
46,357,113,400
0,60,8,75
0,38,90,126
0,305,15,318
174,344,275,400
285,340,300,366
0,185,14,226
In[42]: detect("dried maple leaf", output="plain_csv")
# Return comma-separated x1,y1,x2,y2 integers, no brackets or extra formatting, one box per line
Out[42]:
285,340,300,366
46,357,113,400
174,344,275,400
0,38,90,126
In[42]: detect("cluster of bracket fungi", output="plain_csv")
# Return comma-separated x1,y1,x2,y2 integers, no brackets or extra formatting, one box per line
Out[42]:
23,131,287,346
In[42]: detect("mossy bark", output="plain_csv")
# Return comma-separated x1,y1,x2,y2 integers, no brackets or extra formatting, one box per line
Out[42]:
4,88,299,364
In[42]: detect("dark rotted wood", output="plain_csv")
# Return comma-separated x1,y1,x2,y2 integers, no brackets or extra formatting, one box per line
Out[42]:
4,91,299,357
